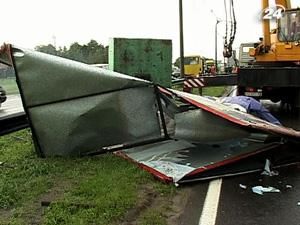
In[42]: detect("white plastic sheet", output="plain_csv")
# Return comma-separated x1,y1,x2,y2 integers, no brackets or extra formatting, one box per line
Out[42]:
252,186,280,195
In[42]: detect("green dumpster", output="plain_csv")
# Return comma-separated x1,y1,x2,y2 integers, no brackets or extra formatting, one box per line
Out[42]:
109,38,172,87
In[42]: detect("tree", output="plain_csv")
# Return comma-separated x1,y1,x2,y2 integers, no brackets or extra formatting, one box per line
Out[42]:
67,42,85,62
35,44,58,56
35,40,109,64
174,57,181,68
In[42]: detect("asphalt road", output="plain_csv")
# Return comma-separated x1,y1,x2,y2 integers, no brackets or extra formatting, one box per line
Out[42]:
179,102,300,225
0,94,24,119
216,165,300,225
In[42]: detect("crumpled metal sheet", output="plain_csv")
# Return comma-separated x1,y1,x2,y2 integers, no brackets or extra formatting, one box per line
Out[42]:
29,87,161,156
0,45,162,156
1,44,300,183
12,46,150,107
119,88,300,183
117,138,278,183
163,88,300,139
174,109,249,142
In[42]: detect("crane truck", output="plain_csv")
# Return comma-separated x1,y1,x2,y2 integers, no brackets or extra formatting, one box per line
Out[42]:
237,0,300,108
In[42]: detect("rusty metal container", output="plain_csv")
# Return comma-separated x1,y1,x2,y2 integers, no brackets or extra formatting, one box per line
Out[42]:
109,38,172,87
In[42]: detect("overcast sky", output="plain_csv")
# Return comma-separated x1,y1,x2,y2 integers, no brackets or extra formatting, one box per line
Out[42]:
2,0,300,61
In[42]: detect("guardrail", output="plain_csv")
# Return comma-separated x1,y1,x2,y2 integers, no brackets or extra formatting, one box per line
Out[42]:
0,112,28,135
172,74,238,87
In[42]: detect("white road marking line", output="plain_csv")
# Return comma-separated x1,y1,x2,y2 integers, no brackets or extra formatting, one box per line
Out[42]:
199,178,223,225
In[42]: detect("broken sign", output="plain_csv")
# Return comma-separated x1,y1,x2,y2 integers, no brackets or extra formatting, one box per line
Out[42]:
1,44,300,184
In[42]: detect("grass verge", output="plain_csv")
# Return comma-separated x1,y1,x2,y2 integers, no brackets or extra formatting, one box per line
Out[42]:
172,84,227,97
195,86,227,97
0,130,177,225
0,79,19,95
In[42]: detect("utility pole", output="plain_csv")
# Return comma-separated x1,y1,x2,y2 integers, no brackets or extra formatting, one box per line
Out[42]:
179,0,185,78
52,35,57,49
215,19,220,73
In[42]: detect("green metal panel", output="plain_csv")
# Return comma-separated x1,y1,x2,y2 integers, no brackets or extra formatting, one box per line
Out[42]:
13,48,149,107
109,38,172,87
3,46,162,157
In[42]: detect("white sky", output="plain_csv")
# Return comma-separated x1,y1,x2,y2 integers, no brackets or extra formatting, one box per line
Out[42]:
2,0,300,61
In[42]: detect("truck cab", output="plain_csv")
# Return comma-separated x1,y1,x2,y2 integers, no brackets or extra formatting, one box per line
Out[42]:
183,55,204,77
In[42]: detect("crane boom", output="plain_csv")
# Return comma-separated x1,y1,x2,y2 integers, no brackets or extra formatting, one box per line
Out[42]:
262,0,271,48
275,0,291,8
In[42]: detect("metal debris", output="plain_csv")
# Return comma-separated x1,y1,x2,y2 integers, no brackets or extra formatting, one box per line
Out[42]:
239,184,247,189
252,186,280,195
261,159,279,176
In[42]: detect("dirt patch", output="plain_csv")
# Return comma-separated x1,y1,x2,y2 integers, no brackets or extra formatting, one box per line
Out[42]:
19,178,73,225
0,208,13,222
39,179,74,205
166,186,192,225
119,184,192,225
119,185,158,225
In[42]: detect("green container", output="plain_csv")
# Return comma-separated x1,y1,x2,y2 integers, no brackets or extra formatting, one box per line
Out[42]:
109,38,172,87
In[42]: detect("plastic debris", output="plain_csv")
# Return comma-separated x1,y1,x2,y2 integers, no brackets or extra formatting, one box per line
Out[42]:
286,185,293,189
261,159,279,176
297,202,300,206
252,186,280,195
0,162,3,166
239,184,247,189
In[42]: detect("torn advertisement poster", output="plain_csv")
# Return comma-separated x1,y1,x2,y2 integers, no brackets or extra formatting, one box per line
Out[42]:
1,44,300,183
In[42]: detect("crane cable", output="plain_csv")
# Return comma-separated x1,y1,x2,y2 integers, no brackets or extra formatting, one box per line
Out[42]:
224,0,228,48
229,0,237,50
229,0,233,44
223,0,237,58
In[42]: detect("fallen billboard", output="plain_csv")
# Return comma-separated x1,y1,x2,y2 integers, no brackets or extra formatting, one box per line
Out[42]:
117,88,300,183
1,44,299,183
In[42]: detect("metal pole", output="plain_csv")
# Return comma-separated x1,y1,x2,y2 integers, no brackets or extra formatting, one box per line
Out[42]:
179,0,185,78
215,20,220,73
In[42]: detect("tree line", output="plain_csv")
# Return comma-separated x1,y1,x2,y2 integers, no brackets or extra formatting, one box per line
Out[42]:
35,39,108,64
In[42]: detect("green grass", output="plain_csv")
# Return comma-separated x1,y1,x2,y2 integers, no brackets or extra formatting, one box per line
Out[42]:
195,86,226,97
0,78,19,95
0,130,175,225
172,84,226,97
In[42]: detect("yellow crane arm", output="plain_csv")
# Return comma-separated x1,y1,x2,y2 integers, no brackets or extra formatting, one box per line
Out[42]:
275,0,291,8
262,0,271,48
